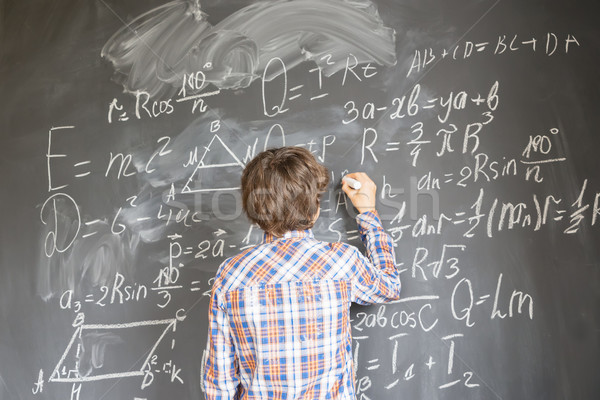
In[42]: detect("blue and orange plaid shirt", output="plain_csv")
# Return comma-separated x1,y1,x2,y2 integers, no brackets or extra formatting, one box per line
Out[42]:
203,211,401,399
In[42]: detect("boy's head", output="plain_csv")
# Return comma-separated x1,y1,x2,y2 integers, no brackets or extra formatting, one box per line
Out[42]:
241,146,329,236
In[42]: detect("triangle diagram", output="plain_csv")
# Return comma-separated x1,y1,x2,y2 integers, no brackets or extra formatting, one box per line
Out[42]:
182,134,245,193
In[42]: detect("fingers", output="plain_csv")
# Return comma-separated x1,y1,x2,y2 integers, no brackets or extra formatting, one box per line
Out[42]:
342,179,365,202
345,172,364,183
343,172,377,214
341,180,355,197
345,172,375,189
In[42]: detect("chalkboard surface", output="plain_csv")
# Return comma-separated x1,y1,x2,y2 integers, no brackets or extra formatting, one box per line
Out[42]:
1,1,599,399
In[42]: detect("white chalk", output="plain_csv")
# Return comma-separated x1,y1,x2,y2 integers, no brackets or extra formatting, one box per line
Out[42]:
343,177,362,190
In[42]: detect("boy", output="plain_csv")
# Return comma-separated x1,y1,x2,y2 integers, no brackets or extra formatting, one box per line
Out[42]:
203,146,401,399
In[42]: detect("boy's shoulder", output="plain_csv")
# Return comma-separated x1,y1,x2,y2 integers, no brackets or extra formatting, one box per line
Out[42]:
214,237,362,285
213,241,278,284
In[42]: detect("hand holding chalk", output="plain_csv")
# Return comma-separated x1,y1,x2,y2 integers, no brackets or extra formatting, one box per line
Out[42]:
342,176,362,190
341,173,377,214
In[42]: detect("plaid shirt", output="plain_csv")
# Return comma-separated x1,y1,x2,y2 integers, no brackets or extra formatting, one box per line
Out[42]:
203,211,401,400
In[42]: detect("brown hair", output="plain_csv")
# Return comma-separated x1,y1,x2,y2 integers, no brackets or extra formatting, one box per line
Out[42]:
241,146,329,236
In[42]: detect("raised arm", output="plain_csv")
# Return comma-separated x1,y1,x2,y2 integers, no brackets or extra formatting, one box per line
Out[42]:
342,173,401,304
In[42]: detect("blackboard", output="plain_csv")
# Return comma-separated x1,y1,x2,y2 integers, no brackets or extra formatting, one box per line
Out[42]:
1,0,599,399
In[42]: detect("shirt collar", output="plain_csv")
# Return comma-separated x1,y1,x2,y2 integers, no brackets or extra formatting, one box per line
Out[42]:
262,229,314,244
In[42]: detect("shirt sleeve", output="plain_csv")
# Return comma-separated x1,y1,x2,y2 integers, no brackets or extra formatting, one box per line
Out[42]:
351,210,402,305
203,285,241,400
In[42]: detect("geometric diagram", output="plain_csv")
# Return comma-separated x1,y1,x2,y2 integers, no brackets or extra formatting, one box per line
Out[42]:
181,134,245,193
49,310,186,383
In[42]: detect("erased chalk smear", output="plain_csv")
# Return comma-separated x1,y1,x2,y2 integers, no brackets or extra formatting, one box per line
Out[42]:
102,0,396,97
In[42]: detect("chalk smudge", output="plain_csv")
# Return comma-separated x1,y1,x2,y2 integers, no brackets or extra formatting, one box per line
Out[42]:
102,0,396,97
37,200,139,300
77,332,123,377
